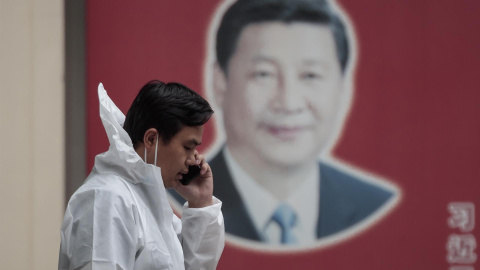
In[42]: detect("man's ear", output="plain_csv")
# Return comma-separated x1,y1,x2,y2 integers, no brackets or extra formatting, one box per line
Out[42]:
143,128,158,150
213,62,228,109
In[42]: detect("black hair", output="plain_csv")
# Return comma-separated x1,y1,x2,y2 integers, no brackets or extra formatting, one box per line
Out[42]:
216,0,349,73
123,80,214,147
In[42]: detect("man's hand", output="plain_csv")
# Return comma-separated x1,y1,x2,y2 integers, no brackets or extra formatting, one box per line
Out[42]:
174,151,214,208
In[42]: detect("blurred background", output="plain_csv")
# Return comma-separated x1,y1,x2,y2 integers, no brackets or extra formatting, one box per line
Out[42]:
1,0,479,269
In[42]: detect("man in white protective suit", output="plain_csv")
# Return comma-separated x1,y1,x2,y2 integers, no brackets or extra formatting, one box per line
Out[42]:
59,80,225,270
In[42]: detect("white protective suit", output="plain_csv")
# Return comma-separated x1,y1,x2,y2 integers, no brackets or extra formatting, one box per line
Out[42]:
59,84,225,270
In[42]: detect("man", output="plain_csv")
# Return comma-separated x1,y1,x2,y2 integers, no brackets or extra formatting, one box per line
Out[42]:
172,0,399,246
59,81,225,269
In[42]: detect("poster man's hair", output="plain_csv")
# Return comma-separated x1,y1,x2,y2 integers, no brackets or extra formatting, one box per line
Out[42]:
216,0,350,74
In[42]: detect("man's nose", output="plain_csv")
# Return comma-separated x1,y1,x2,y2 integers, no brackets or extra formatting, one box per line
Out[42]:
185,150,198,166
271,75,305,113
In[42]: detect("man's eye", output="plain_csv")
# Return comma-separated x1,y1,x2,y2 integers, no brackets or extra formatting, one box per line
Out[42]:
184,146,192,151
301,72,322,80
253,71,274,79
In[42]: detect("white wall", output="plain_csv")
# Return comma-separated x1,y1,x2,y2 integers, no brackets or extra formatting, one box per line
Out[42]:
0,0,65,269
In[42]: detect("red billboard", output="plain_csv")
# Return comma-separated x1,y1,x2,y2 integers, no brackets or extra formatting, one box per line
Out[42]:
86,0,480,269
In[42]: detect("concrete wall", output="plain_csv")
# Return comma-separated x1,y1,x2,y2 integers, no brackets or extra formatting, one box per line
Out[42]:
0,0,65,269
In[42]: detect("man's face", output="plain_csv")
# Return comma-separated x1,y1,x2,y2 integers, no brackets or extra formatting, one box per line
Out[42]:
156,125,203,188
217,22,344,167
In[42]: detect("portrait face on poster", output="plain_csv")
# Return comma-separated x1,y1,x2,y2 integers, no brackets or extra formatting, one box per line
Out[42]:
212,22,344,168
167,0,401,251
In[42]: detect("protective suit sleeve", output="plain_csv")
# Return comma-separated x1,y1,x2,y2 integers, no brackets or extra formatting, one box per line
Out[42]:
180,196,225,270
59,188,138,270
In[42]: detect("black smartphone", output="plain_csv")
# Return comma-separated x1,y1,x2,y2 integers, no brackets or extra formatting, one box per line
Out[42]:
180,165,201,185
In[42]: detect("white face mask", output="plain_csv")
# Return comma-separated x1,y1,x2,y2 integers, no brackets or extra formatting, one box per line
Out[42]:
144,134,159,166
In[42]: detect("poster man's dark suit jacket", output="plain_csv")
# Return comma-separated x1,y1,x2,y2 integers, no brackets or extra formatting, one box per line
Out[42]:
170,148,394,241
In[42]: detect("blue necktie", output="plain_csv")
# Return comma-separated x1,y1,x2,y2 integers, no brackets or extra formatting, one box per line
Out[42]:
271,203,297,244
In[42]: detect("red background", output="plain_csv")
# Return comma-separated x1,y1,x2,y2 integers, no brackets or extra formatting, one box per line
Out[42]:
86,0,480,268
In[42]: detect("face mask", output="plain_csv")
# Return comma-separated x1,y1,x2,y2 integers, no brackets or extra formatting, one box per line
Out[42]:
144,134,159,166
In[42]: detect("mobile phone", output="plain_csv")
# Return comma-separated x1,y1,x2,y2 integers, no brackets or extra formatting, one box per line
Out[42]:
180,165,201,185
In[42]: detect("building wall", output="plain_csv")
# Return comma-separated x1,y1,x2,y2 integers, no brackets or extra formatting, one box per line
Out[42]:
0,0,64,269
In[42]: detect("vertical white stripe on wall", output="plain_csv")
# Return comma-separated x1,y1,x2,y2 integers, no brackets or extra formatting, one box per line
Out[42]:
0,0,65,269
31,0,65,269
0,1,34,269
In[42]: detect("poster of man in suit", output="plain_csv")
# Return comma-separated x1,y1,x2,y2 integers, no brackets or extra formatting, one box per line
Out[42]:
169,0,400,249
85,0,480,268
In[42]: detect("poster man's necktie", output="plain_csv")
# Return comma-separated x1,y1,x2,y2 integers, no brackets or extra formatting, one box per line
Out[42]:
271,203,297,244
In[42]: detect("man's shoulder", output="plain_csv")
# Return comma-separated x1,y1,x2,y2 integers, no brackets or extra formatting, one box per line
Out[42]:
209,149,396,198
68,172,137,210
319,158,396,214
320,160,395,195
316,158,399,237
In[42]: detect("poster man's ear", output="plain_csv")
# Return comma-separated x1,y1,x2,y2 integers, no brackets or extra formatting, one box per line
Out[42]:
213,62,227,109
